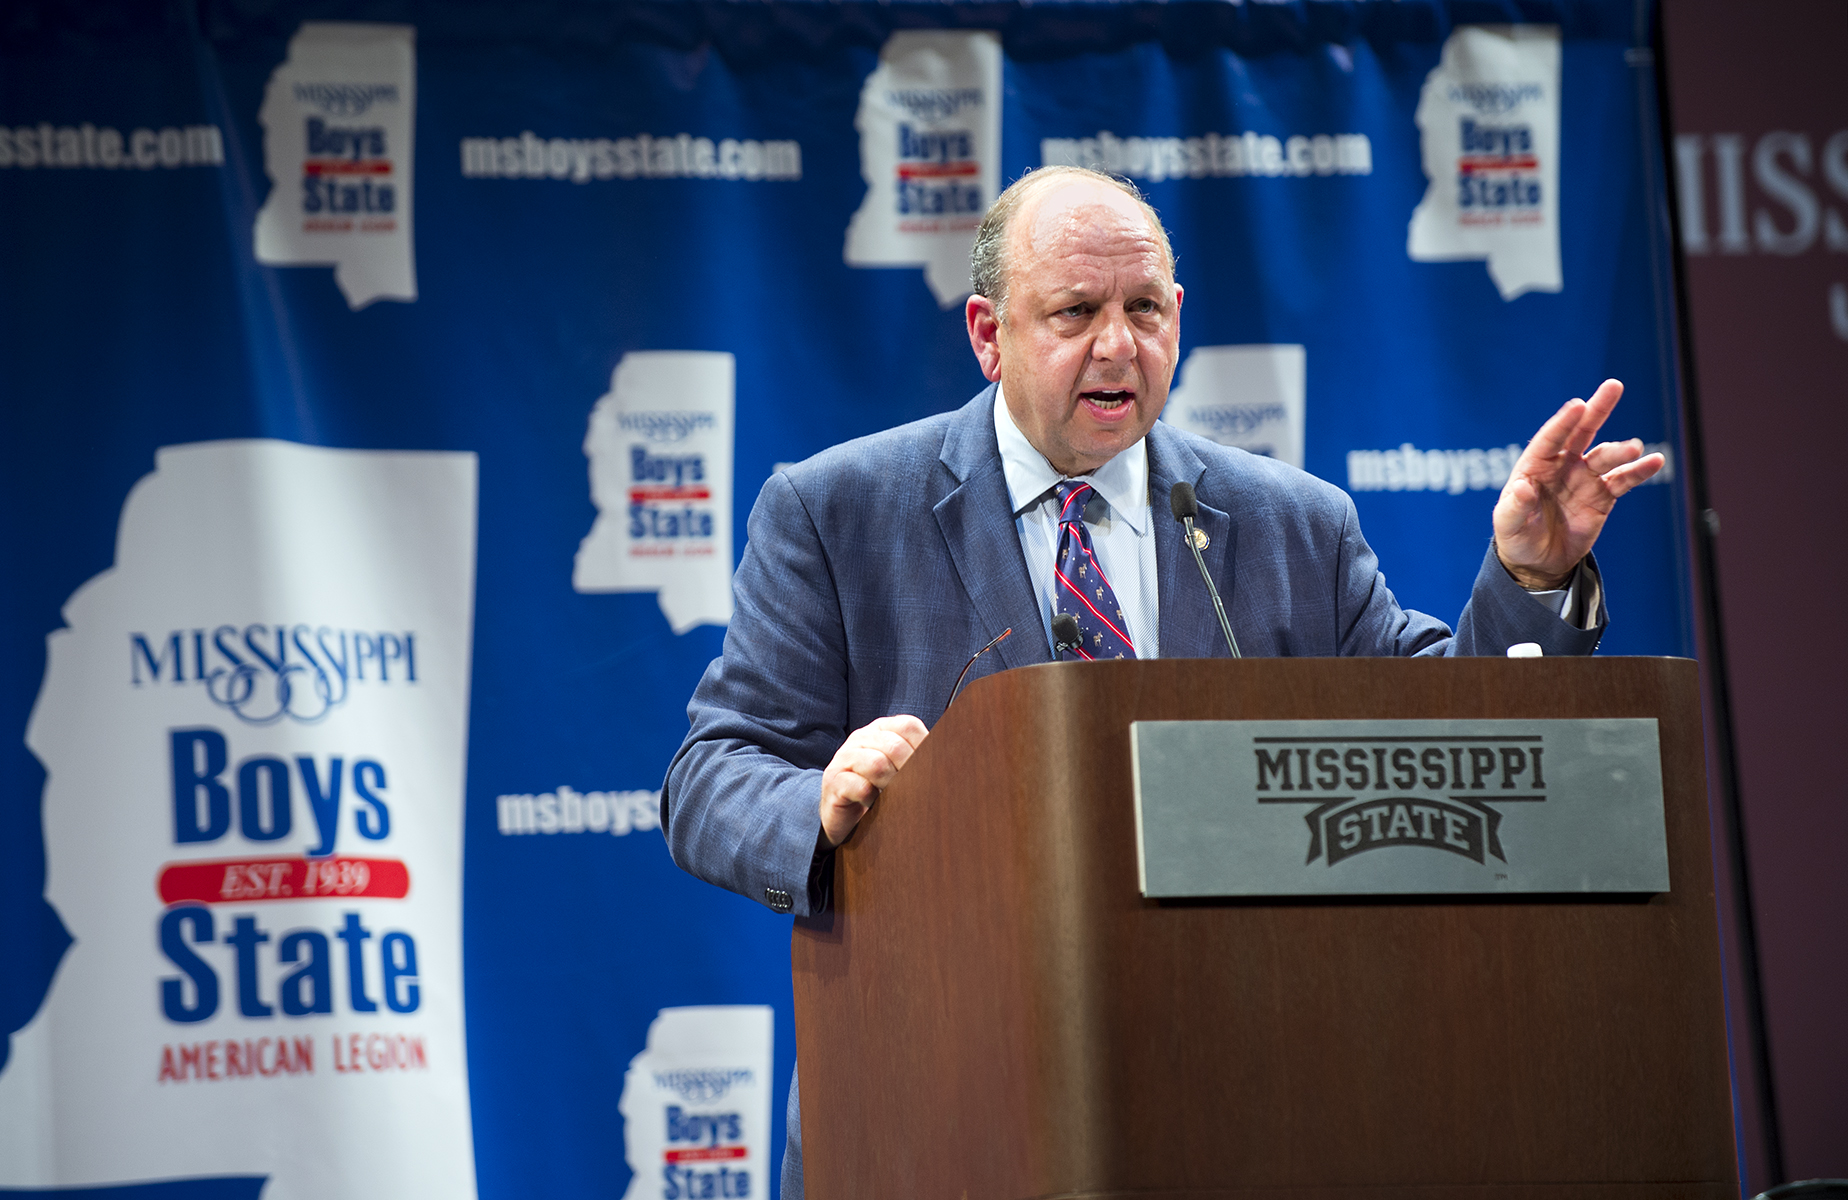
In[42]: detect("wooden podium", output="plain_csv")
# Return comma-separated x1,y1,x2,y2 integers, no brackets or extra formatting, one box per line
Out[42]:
791,658,1737,1199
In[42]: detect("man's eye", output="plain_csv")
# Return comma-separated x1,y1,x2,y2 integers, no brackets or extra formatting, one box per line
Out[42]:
1129,299,1158,314
1057,305,1087,318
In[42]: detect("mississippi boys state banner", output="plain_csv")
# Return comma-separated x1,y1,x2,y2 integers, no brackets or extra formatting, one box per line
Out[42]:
0,1,1693,1196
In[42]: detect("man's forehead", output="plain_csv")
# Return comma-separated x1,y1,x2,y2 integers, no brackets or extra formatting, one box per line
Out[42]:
1019,182,1155,247
1011,179,1169,280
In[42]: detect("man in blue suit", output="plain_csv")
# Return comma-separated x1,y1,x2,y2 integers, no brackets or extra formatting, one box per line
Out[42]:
663,166,1663,1196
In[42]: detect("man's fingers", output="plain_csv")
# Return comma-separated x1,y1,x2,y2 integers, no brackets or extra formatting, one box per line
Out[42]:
1585,378,1625,417
1521,380,1627,466
1492,380,1636,585
818,746,884,848
1562,379,1622,458
1522,397,1586,461
1583,438,1645,475
1600,452,1665,498
824,766,879,808
853,717,928,776
827,744,898,798
829,717,931,795
866,714,930,751
841,737,909,789
864,724,925,770
819,714,932,847
817,785,872,848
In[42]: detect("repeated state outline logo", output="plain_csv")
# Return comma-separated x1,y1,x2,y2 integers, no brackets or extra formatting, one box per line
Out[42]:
297,83,402,228
5,440,477,1196
1406,25,1561,300
618,1007,773,1200
843,30,1000,308
254,22,418,308
1250,734,1548,867
573,351,735,633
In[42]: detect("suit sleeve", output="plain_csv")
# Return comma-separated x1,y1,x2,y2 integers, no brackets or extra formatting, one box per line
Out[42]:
1332,491,1605,658
662,472,847,917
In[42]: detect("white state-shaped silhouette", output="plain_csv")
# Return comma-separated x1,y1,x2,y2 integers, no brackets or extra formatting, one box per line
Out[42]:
254,23,417,308
618,1006,774,1200
1407,25,1562,300
0,440,477,1199
574,351,736,633
844,31,1001,308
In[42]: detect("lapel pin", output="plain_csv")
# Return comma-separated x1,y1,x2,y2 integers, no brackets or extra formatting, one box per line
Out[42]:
1190,528,1210,551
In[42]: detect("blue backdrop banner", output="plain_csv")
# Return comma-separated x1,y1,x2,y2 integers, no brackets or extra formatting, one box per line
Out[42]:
0,2,1689,1197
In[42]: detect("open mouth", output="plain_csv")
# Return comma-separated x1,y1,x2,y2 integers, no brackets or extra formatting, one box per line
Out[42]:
1081,389,1134,414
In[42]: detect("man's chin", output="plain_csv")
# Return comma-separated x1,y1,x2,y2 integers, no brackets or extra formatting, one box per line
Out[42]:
1069,428,1145,473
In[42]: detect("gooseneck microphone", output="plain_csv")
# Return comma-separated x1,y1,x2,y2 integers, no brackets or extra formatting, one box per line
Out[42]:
1051,612,1084,658
1169,482,1241,658
945,627,1012,711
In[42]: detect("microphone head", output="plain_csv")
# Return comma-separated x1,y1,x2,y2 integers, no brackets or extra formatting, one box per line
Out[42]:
1169,481,1199,522
1051,612,1082,652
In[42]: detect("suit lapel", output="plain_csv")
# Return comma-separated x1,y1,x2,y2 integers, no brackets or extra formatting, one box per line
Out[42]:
1149,423,1239,659
934,388,1050,671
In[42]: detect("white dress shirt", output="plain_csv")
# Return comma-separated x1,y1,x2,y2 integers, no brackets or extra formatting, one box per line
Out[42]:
993,389,1587,654
995,389,1161,657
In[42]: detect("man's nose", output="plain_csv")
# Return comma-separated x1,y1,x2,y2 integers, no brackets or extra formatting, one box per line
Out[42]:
1091,307,1136,361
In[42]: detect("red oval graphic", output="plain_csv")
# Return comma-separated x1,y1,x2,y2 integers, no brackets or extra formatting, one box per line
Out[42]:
158,857,409,905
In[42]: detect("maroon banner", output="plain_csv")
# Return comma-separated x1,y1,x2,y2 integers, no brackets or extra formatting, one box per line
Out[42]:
1663,0,1848,1186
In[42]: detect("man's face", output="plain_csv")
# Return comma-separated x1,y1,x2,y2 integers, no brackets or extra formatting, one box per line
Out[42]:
966,178,1183,476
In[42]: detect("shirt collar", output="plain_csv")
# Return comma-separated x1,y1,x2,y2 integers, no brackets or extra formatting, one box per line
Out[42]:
993,385,1149,534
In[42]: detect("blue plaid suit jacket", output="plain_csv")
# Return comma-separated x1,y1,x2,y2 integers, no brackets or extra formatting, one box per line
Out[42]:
663,384,1599,916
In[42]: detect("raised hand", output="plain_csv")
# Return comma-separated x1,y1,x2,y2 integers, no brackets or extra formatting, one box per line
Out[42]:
1492,379,1665,590
819,714,930,847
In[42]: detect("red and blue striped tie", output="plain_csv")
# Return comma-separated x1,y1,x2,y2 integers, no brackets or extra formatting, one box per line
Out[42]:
1053,480,1136,661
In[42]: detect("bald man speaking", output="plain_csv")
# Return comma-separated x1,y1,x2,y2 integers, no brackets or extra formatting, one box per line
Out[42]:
662,166,1663,1196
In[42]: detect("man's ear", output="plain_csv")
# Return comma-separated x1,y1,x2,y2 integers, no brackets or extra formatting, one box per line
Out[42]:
966,294,1003,383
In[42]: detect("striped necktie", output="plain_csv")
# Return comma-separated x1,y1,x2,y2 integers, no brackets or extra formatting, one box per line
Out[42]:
1053,479,1136,661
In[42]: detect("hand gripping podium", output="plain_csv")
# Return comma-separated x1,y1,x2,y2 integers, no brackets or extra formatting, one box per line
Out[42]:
791,658,1736,1200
